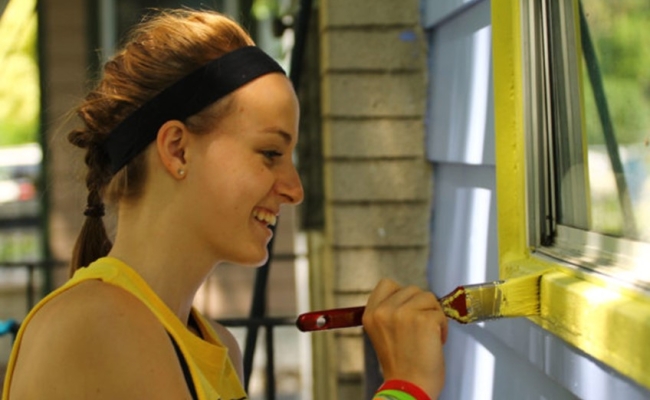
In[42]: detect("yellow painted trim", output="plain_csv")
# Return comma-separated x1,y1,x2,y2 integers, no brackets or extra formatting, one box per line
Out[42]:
491,0,527,269
491,0,650,391
540,269,650,388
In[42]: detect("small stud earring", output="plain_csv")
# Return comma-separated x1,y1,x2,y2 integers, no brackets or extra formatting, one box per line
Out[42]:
178,168,185,176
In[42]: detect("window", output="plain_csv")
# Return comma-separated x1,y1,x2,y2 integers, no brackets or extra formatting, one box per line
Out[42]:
524,0,650,289
494,0,650,392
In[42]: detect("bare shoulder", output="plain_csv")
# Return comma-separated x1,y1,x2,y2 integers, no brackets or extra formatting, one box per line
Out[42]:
206,318,244,381
8,280,192,400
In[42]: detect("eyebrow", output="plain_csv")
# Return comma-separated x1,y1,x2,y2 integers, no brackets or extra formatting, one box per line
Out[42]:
263,128,293,144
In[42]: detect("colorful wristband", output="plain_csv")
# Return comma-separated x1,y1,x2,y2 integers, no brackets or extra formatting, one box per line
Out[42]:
375,380,432,400
373,388,416,400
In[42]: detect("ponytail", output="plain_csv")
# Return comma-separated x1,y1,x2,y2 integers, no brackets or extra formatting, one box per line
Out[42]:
69,202,112,276
67,137,113,276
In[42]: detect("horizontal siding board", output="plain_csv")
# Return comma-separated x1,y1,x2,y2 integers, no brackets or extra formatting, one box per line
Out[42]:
426,0,495,165
328,203,429,247
322,29,425,71
323,73,426,118
325,160,430,202
324,118,425,159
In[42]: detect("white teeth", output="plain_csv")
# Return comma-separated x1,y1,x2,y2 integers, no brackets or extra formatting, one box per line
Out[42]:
253,209,277,226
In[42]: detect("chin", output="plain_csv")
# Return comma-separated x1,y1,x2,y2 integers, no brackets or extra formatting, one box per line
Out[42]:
231,252,269,268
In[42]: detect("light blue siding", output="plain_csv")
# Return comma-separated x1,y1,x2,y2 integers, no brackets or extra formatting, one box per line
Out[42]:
423,0,650,398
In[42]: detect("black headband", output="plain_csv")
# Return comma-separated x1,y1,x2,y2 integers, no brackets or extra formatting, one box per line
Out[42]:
102,46,285,173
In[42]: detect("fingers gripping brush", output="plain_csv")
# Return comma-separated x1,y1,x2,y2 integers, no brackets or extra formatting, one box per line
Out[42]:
296,273,544,331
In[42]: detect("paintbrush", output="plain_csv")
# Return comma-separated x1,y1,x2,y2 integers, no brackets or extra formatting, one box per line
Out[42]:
296,273,543,331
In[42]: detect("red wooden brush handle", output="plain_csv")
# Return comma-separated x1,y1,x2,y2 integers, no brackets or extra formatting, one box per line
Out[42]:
296,306,365,331
296,290,460,331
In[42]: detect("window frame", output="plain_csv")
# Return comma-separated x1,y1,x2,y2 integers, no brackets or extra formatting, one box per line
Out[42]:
527,0,650,291
493,0,650,391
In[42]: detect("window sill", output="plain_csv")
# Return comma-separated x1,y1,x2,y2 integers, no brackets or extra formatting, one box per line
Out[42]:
502,257,650,391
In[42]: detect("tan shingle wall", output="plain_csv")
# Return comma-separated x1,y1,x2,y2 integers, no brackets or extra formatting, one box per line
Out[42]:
316,0,431,397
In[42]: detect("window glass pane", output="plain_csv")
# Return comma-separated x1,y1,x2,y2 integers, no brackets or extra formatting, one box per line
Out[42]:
579,0,650,241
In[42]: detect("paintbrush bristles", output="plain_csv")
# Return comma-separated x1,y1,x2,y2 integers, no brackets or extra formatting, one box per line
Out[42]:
496,273,542,317
458,273,542,323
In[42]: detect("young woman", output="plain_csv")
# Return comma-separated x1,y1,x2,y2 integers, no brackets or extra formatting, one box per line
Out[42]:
2,9,447,400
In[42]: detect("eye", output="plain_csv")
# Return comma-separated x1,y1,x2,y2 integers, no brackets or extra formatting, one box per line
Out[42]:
262,150,283,161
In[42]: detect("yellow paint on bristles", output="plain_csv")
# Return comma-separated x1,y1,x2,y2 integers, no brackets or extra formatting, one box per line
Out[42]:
497,273,543,317
458,272,547,323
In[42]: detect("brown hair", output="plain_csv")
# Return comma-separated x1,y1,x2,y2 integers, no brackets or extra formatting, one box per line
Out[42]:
67,9,254,276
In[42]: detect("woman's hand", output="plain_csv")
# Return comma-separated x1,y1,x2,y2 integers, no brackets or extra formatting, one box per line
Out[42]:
363,278,448,399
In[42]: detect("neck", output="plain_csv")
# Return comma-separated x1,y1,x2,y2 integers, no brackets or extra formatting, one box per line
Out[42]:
108,203,217,324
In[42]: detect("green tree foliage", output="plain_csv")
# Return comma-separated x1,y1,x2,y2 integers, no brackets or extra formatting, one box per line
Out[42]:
583,0,650,145
0,0,40,146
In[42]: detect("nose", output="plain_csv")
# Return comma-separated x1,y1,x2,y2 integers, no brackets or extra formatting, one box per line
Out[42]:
277,164,304,205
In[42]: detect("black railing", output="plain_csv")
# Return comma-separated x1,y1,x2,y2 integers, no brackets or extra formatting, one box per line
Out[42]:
217,314,297,399
0,260,62,310
215,240,298,400
0,260,63,344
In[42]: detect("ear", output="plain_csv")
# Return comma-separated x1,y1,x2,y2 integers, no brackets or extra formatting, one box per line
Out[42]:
156,120,189,179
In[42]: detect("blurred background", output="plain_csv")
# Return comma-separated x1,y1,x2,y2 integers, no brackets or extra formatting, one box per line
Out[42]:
2,0,650,399
0,1,310,399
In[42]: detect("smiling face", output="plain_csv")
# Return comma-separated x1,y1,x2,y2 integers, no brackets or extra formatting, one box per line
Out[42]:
182,73,303,266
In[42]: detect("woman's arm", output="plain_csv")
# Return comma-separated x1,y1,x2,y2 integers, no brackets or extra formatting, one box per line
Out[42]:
8,281,194,400
364,279,448,400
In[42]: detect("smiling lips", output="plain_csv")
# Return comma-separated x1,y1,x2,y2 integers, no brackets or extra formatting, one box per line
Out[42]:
253,208,278,227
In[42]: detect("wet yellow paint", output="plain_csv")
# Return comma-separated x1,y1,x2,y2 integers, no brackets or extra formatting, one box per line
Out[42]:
491,0,527,269
498,273,543,317
442,276,543,323
492,0,650,391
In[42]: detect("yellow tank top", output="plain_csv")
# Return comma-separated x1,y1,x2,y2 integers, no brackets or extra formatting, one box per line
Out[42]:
2,257,247,400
